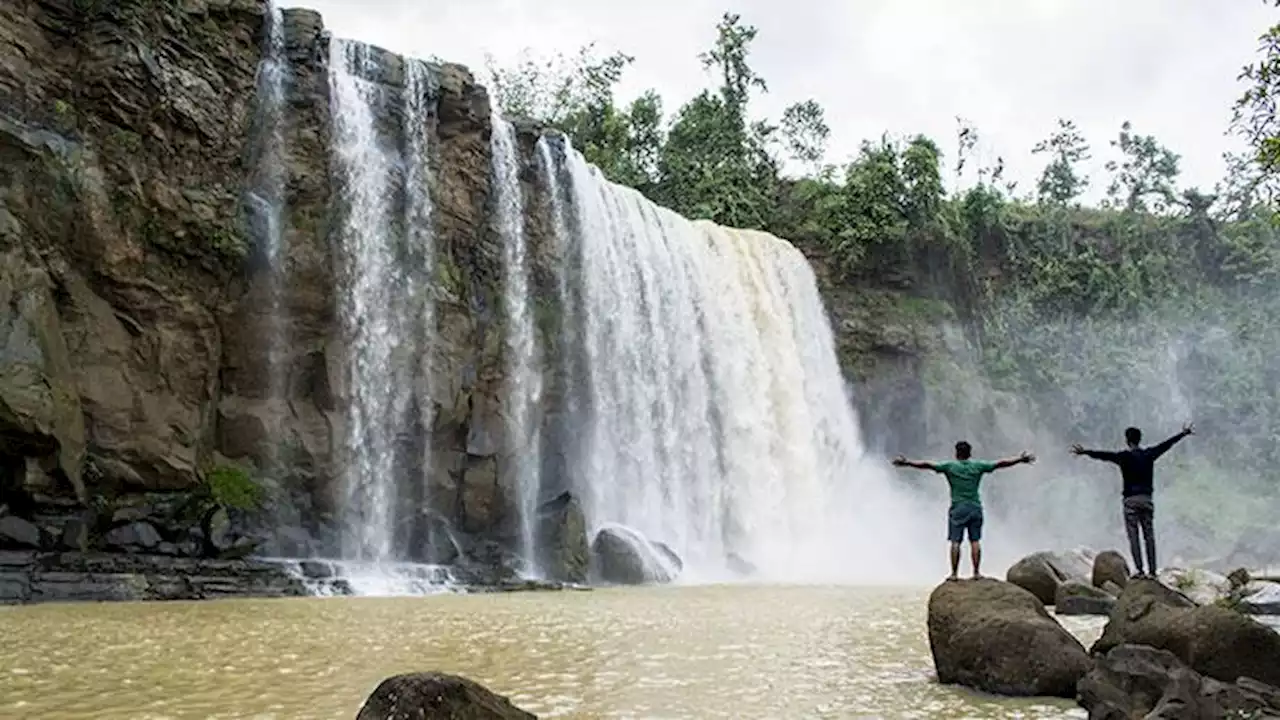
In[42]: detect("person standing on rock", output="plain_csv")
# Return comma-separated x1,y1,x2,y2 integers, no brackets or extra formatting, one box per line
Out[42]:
1070,423,1194,578
892,442,1036,581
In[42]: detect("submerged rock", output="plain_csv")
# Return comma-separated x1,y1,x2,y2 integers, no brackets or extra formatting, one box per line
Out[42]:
357,672,536,720
1006,549,1095,606
1092,577,1280,688
1078,644,1280,719
927,578,1090,697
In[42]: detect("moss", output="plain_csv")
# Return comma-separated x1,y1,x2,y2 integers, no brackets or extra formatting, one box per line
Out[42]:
208,225,249,261
204,464,263,511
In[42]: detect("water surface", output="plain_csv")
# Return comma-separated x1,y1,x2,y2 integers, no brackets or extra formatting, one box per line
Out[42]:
0,585,1105,719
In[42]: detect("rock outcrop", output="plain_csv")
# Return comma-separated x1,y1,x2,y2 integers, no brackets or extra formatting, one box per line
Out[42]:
0,550,306,603
357,672,536,720
534,492,587,584
1006,549,1096,606
1092,577,1280,688
1078,644,1280,720
927,578,1091,697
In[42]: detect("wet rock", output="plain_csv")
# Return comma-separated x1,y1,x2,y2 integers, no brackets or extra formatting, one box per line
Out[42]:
1092,577,1280,688
0,515,42,549
1155,567,1230,606
1240,581,1280,615
357,672,536,720
536,491,587,583
1078,644,1280,720
1054,579,1115,616
590,526,674,585
927,578,1090,697
1091,550,1129,590
104,521,162,550
1006,548,1096,605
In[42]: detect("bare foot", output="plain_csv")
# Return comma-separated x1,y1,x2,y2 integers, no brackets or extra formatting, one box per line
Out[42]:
945,575,960,582
970,573,984,580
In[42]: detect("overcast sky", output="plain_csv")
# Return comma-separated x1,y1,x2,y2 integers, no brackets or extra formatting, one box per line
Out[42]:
292,0,1276,203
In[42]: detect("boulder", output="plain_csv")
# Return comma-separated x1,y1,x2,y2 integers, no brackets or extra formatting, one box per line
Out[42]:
927,578,1090,697
1006,549,1096,605
653,541,683,573
0,515,42,549
1092,577,1280,688
590,525,675,585
1054,580,1115,616
1091,550,1129,590
356,672,536,720
535,491,587,583
1078,644,1280,720
104,521,162,550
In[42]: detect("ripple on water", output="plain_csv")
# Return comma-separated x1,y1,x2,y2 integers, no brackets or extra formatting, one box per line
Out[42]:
0,586,1100,719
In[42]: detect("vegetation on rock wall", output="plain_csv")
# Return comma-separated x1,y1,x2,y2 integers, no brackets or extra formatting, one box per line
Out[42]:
490,6,1280,550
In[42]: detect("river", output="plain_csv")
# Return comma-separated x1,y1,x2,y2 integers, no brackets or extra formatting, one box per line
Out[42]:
0,585,1105,719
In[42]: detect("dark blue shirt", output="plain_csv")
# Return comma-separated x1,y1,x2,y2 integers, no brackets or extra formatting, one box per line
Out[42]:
1082,432,1188,497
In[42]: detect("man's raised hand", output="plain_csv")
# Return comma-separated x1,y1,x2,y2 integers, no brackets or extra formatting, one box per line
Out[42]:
892,455,907,466
1019,451,1036,464
1070,443,1085,455
1182,422,1195,436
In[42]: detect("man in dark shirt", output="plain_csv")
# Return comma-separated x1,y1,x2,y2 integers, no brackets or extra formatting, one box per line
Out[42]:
1071,422,1194,577
893,441,1036,581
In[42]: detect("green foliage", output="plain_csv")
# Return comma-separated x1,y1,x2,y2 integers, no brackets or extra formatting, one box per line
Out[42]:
204,464,263,511
1031,118,1089,205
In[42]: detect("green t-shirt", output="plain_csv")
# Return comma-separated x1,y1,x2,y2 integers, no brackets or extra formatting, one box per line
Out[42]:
934,460,998,507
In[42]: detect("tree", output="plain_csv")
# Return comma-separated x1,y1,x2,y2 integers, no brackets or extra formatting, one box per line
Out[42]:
1233,0,1280,173
780,100,830,173
1103,121,1181,213
1032,119,1091,205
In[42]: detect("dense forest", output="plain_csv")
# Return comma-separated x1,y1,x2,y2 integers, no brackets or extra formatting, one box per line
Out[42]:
488,6,1280,552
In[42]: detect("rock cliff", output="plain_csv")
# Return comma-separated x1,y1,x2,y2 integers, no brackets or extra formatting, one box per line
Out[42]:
0,0,932,591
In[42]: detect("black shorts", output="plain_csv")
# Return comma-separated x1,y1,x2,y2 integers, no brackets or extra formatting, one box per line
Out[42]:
948,502,983,543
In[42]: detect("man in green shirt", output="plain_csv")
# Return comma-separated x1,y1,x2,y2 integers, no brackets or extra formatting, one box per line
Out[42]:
893,441,1036,581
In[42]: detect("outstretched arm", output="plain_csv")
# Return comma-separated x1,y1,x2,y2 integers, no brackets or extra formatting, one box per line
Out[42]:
892,455,940,472
1148,422,1194,460
990,451,1035,470
1071,444,1121,463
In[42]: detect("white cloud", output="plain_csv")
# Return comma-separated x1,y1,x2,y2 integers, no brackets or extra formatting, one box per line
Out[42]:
290,0,1275,202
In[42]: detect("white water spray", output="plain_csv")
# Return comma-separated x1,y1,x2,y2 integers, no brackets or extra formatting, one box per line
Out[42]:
492,118,544,577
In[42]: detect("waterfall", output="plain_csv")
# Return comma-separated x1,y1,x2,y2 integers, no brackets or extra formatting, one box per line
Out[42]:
247,1,287,408
547,143,921,582
492,118,544,577
327,40,435,565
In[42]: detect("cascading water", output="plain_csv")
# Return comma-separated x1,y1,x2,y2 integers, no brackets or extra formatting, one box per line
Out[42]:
327,42,442,587
492,118,545,577
546,142,931,583
246,1,287,407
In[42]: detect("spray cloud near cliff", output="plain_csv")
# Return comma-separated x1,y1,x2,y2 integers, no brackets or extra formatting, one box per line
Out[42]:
895,286,1280,571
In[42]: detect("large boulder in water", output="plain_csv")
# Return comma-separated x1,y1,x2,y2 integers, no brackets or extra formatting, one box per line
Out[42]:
1092,550,1130,590
356,672,536,719
1092,577,1280,688
927,578,1090,697
536,492,588,584
589,525,679,585
1006,549,1095,606
1078,644,1280,719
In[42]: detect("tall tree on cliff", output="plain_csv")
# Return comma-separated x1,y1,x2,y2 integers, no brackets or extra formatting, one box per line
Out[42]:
654,12,780,228
1232,0,1280,209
